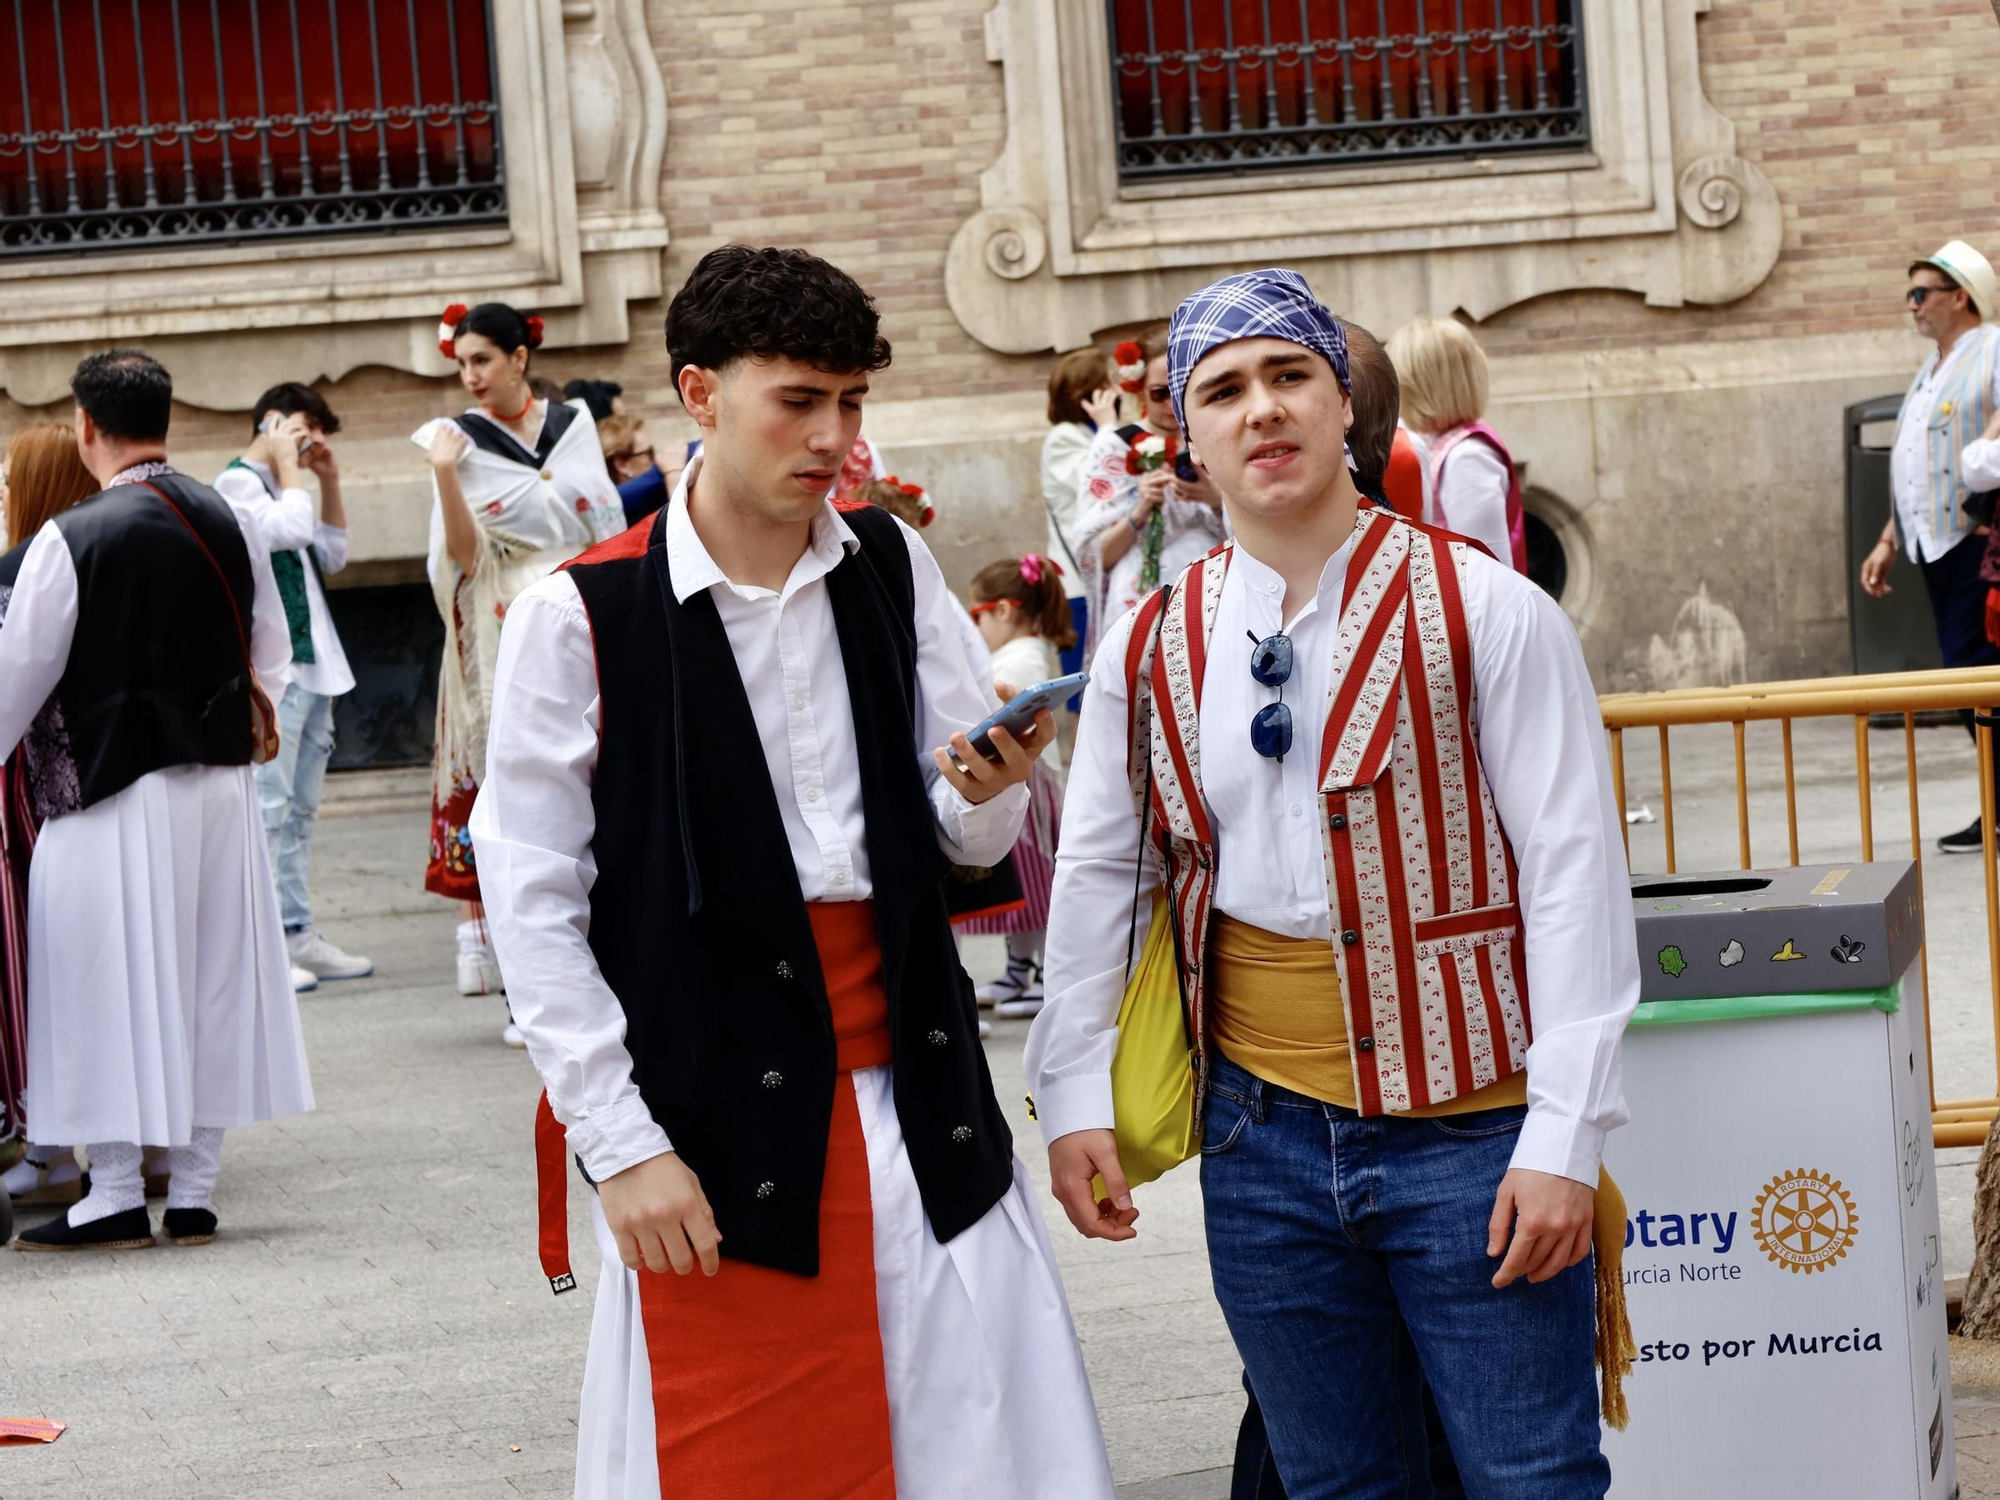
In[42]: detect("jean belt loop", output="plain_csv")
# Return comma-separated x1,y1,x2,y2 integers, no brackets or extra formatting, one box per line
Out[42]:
1246,1071,1267,1124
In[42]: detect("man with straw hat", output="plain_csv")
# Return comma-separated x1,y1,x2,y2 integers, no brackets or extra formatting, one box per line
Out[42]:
1862,239,2000,853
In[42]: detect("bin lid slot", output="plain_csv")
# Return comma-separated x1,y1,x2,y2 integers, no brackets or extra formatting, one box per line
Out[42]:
1630,876,1772,898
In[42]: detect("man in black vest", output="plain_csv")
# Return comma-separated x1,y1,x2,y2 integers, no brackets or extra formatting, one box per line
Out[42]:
3,350,314,1253
472,247,1115,1498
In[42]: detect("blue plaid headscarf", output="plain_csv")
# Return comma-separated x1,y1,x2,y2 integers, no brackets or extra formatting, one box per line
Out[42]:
1166,268,1350,436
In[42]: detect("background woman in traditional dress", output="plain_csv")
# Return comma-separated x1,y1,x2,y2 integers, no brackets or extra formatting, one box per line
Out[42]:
414,303,626,1034
0,424,97,1210
1387,316,1527,574
1068,325,1226,656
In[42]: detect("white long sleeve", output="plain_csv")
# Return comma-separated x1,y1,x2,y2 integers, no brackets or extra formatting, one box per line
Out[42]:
1431,440,1515,569
213,463,317,553
1029,541,1637,1187
0,524,81,763
472,468,1028,1181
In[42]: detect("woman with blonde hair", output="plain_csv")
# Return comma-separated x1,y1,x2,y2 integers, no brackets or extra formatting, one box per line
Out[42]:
1387,317,1527,573
0,423,99,1208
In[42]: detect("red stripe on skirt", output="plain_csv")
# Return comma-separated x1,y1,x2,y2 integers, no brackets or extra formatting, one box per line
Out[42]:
638,900,896,1498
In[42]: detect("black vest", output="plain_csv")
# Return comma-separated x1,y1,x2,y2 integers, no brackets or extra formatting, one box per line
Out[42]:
50,473,255,811
567,504,1013,1276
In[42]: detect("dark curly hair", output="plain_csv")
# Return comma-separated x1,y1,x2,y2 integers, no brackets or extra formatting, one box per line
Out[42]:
664,245,891,404
249,381,342,438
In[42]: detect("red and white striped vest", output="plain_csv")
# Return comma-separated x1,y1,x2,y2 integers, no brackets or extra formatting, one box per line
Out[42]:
1127,506,1532,1118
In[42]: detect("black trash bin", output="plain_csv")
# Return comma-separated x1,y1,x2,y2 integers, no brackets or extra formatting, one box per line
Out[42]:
1846,393,1943,677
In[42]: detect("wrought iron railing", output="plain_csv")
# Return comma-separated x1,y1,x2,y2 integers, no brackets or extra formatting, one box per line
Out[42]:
0,0,506,259
1109,0,1587,182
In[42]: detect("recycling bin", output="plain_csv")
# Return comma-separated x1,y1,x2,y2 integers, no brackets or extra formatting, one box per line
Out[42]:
1600,861,1954,1499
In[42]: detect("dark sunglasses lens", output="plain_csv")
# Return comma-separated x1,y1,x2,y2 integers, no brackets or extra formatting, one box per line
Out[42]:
1251,701,1294,760
1250,633,1294,687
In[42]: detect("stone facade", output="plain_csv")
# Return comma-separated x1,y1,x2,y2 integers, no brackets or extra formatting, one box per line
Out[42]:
2,0,1997,692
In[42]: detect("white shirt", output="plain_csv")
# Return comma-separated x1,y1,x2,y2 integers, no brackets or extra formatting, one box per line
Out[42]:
469,457,1030,1183
0,480,292,764
1027,535,1639,1187
1040,422,1094,599
1892,335,2000,563
1420,434,1514,570
212,460,356,698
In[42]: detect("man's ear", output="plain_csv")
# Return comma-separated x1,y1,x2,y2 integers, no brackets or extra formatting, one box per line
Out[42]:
678,365,721,430
73,406,93,450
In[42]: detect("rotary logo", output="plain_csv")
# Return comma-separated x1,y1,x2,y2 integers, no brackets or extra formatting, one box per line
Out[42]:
1752,1167,1859,1274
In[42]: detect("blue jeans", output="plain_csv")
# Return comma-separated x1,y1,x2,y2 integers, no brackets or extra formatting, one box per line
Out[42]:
255,682,336,933
1201,1052,1608,1500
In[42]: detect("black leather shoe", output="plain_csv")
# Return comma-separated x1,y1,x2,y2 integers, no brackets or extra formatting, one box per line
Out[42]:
161,1208,217,1246
1939,817,1984,854
13,1206,155,1252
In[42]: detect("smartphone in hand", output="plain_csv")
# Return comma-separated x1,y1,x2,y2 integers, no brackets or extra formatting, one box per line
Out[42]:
962,673,1090,763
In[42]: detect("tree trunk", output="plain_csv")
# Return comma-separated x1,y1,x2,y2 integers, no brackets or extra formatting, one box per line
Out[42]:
1957,1113,2000,1338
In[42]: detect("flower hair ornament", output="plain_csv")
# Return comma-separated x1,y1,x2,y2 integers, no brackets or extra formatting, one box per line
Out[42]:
437,302,469,359
523,313,546,349
1114,340,1146,395
1019,553,1064,586
883,475,936,528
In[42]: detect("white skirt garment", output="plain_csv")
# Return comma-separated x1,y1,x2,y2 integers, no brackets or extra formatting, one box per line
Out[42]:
574,1063,1116,1500
22,763,314,1146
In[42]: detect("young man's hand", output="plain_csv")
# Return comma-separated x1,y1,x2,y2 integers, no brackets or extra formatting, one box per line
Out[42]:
302,438,339,482
933,681,1056,807
1047,1129,1140,1242
600,1151,722,1277
270,412,315,488
1488,1167,1594,1288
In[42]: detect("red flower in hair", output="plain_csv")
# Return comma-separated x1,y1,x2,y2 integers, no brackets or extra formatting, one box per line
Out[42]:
438,301,469,359
524,313,546,348
1114,339,1146,395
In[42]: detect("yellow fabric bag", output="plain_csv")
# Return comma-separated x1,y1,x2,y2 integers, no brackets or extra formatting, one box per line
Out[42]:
1105,892,1199,1189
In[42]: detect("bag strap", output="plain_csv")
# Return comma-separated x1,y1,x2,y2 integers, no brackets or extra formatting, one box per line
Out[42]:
136,479,254,675
1122,583,1171,990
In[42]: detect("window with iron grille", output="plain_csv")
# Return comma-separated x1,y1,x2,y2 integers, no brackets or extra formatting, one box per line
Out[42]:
1109,0,1587,184
0,0,505,260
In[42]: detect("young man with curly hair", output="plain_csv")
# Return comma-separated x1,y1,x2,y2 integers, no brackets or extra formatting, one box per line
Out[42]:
471,245,1115,1499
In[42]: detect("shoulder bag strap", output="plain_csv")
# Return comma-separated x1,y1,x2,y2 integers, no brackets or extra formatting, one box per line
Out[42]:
136,480,253,672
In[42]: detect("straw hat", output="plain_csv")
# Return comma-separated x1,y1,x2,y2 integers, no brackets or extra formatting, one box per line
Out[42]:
1911,241,1999,322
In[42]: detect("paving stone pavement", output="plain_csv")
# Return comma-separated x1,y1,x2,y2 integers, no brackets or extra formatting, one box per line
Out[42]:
7,719,2000,1497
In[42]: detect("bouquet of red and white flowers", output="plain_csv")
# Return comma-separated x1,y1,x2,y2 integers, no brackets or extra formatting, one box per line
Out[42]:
1122,430,1173,593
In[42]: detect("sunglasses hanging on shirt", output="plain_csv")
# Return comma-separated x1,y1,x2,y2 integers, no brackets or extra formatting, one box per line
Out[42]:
1248,630,1294,762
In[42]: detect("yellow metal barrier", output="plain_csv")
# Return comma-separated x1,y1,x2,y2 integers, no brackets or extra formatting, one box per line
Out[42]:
1600,665,2000,1150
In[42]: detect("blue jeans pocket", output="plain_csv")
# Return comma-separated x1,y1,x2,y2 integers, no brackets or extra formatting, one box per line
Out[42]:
1425,1102,1529,1139
1201,1089,1254,1156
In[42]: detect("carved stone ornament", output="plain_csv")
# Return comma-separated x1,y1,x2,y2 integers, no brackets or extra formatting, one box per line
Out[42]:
946,0,1783,355
0,0,669,410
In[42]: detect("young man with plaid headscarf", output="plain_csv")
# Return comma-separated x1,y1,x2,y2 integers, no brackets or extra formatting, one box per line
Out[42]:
1031,269,1639,1496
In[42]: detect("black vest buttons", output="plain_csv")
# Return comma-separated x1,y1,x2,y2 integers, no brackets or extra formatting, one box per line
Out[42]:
1341,929,1359,946
755,1180,776,1200
1357,1036,1375,1052
927,1029,949,1047
761,1071,783,1089
951,1125,973,1143
775,960,794,980
1330,814,1348,831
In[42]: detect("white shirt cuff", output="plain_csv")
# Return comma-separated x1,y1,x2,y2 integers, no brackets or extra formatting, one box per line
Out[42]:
563,1092,673,1184
938,778,1029,865
1508,1109,1605,1189
1031,1071,1116,1147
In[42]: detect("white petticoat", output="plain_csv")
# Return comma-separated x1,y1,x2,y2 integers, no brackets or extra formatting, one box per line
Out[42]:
22,763,314,1145
574,1063,1115,1500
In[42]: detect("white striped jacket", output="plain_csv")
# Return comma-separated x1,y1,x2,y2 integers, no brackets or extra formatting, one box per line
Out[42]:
1127,505,1532,1120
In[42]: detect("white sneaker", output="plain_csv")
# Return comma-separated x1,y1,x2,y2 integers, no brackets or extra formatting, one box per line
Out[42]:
501,1023,527,1048
290,964,320,993
458,949,504,996
995,995,1045,1020
288,929,374,981
977,1018,992,1040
